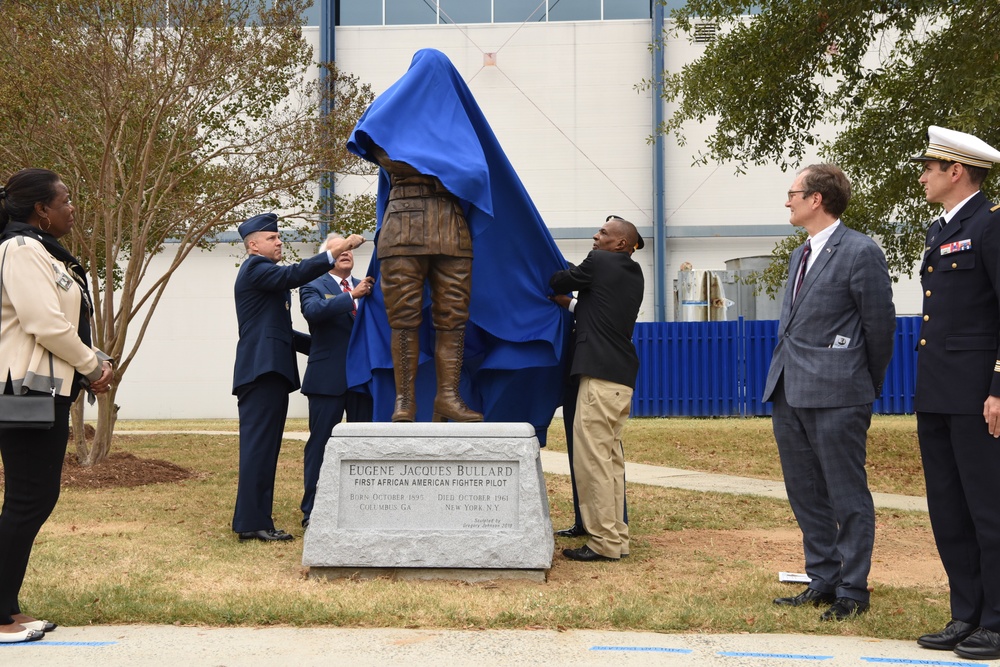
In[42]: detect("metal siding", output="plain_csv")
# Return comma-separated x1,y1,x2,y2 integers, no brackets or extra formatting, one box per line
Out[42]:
631,317,920,417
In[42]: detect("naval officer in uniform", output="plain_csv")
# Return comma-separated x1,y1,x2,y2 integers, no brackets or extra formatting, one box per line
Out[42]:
910,126,1000,660
231,213,364,542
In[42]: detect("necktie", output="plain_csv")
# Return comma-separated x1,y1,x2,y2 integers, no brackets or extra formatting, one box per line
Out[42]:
793,240,811,301
935,216,945,232
341,278,356,316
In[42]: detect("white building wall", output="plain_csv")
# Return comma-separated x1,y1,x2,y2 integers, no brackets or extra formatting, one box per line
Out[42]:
112,19,922,419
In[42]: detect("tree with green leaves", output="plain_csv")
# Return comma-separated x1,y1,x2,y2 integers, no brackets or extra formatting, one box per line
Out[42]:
651,0,1000,292
0,0,376,464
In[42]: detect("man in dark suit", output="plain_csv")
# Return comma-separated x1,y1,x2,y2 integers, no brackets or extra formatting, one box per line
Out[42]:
549,215,644,562
909,127,1000,660
763,164,895,621
298,233,375,528
231,213,364,542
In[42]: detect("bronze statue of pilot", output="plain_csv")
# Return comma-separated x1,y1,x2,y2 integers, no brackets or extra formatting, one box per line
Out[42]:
369,144,483,423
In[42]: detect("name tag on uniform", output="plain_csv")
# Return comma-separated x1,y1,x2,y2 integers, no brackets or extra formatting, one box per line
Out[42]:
940,239,972,255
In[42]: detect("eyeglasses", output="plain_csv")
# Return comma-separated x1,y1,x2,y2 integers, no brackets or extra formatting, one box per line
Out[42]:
786,190,810,201
606,214,625,222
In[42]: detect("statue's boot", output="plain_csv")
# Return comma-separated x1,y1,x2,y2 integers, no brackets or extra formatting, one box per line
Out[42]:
391,328,419,422
432,328,483,422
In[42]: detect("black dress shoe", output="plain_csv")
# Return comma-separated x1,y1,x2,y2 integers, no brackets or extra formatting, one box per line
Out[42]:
238,529,293,542
773,587,836,607
917,619,976,650
954,627,1000,660
820,597,870,621
555,525,587,538
563,545,618,562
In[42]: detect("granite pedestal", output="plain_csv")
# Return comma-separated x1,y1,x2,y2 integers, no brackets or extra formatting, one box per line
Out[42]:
302,422,554,582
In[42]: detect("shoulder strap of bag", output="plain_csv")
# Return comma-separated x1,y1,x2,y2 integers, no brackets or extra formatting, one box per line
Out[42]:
0,241,57,396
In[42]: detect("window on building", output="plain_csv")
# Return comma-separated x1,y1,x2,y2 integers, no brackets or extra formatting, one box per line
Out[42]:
301,3,321,25
604,0,652,20
327,0,670,27
337,0,383,26
386,0,437,25
440,0,491,24
548,0,600,22
494,0,546,23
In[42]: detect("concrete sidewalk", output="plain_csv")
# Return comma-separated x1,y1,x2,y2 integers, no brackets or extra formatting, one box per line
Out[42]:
536,449,928,512
2,625,974,667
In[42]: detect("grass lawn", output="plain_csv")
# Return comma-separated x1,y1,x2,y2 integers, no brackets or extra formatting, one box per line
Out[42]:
10,415,945,639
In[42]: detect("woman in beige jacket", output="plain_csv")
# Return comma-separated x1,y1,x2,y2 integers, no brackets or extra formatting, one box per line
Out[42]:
0,169,113,644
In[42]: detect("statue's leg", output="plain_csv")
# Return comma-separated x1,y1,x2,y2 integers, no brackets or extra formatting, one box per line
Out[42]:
380,256,428,422
429,257,482,422
389,328,419,422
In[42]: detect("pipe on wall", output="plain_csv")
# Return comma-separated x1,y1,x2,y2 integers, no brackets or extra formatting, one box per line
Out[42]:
651,1,667,321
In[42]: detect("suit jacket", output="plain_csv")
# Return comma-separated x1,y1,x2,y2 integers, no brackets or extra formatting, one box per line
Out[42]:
763,223,895,408
915,191,1000,413
550,250,644,389
231,252,332,394
0,235,106,396
300,273,359,397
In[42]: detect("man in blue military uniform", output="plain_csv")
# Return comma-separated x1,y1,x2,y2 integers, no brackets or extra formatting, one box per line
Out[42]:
910,126,1000,660
231,213,364,542
298,233,374,528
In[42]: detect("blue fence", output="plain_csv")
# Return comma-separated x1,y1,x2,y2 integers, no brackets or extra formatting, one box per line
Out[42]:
631,316,921,417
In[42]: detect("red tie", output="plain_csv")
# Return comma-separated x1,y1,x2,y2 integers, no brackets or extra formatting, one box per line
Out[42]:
341,278,356,316
793,240,811,301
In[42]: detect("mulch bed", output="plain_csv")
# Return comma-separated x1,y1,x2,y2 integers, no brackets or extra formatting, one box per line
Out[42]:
0,431,195,489
59,451,195,488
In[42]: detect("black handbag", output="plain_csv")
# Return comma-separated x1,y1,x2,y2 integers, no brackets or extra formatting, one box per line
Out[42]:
0,242,56,429
0,389,55,429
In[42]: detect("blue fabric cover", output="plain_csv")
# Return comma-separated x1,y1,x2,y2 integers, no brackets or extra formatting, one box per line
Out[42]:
345,48,571,442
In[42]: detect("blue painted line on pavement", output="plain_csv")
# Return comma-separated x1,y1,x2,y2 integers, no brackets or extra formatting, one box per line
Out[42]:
0,641,117,647
718,652,833,660
861,658,977,665
591,645,693,653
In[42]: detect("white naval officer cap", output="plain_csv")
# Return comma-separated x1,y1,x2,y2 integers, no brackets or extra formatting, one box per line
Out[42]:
911,126,1000,169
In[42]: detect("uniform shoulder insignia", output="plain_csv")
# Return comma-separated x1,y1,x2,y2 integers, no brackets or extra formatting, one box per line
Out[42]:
992,204,1000,212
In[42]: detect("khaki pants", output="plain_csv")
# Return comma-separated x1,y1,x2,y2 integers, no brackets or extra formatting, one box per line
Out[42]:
572,375,632,558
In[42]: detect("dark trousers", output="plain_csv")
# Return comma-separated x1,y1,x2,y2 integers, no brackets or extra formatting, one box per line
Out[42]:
301,391,373,522
233,373,290,533
918,412,1000,632
772,384,875,603
0,401,70,625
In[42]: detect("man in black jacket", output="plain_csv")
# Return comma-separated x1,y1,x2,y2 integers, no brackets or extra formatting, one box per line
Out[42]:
549,215,644,562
